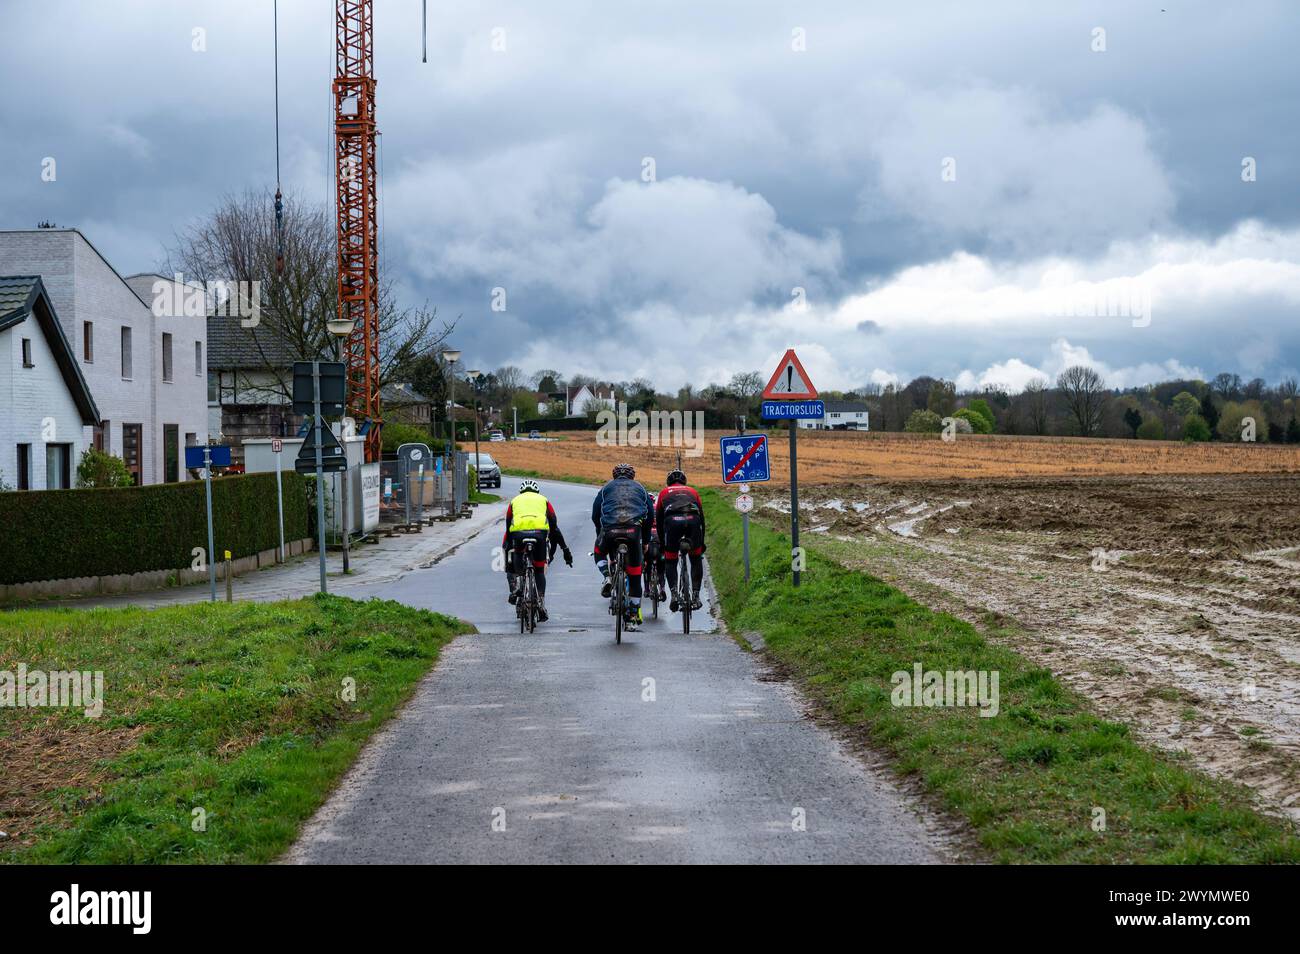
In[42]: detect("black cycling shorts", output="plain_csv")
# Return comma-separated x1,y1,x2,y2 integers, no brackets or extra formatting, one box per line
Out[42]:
595,525,644,575
661,513,704,558
508,529,549,569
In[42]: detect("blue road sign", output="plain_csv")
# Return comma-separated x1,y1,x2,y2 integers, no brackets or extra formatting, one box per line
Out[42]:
185,445,232,469
719,433,770,484
761,399,824,420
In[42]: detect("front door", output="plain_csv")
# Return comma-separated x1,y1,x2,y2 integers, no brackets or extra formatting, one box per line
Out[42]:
123,424,142,484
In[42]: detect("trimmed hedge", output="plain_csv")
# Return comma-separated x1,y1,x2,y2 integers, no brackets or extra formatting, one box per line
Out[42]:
0,472,310,585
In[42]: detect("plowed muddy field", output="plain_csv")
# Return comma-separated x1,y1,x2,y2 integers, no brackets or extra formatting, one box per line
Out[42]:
751,474,1300,820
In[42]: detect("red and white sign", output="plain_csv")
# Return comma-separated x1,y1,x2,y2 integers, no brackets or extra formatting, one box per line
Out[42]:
271,439,283,454
761,349,818,400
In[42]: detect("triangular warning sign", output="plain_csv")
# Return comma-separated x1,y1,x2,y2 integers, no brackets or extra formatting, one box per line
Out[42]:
761,349,818,400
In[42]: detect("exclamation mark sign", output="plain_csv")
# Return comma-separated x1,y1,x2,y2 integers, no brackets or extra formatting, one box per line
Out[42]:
786,366,794,392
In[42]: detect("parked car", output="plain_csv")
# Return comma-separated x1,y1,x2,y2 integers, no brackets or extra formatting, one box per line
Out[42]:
488,430,505,442
471,453,501,488
528,430,541,439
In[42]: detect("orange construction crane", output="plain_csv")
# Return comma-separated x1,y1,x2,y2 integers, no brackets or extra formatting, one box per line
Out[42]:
333,0,382,461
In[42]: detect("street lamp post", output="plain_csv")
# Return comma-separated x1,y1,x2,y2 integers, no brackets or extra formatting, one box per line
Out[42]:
465,370,484,496
440,349,461,508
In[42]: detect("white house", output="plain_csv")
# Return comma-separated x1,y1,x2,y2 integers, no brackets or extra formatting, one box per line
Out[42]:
798,399,870,431
0,276,100,489
564,383,616,417
0,230,208,484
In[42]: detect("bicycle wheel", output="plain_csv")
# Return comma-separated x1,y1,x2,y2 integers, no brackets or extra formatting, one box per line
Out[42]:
649,561,660,619
679,552,691,635
613,558,625,645
525,568,537,633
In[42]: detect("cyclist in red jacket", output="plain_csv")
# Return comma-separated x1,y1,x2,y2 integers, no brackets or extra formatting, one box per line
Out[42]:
655,469,705,611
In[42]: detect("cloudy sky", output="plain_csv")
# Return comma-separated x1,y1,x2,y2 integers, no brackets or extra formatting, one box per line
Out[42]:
3,0,1298,392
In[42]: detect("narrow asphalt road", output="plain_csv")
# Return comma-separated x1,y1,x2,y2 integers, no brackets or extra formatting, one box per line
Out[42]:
287,476,943,864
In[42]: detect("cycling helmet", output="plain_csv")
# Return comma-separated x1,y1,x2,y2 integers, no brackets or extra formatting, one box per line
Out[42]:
612,463,636,479
519,478,541,493
666,469,687,486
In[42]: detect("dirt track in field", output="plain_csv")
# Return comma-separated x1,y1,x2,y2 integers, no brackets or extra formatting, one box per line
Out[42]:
492,430,1300,486
751,474,1300,821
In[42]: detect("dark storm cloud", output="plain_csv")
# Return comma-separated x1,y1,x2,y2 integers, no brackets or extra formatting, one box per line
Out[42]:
2,0,1296,389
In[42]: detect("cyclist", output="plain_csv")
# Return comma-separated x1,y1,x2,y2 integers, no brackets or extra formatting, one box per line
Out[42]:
503,478,572,622
645,491,667,603
591,463,652,627
656,469,705,612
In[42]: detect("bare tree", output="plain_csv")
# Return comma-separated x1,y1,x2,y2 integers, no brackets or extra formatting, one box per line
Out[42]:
166,190,454,400
728,370,763,399
1056,366,1107,437
1021,377,1051,435
493,365,526,395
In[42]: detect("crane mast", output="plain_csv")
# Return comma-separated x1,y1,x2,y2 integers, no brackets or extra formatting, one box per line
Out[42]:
333,0,381,461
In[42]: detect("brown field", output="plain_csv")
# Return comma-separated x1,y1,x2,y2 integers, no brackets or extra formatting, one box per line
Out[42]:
491,429,1300,486
753,474,1300,822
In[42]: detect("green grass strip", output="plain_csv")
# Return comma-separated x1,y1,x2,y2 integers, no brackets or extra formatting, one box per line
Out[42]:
0,595,472,864
702,489,1300,864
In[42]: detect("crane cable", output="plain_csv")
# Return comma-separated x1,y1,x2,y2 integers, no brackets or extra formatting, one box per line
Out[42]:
273,0,285,273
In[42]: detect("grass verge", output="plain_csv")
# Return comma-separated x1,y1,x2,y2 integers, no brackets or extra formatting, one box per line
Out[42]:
703,488,1300,863
0,595,472,863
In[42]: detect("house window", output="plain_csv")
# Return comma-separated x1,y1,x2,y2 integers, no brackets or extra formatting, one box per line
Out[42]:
122,424,142,484
162,332,173,382
195,340,203,376
45,443,71,490
21,338,33,367
16,444,31,490
83,322,94,362
121,326,133,378
163,424,179,483
207,370,218,403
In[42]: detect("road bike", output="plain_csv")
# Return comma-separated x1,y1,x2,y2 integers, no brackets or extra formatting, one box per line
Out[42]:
515,539,541,633
609,542,629,644
646,546,661,620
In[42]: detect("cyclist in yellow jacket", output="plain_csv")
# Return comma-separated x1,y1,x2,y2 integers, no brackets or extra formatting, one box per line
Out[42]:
503,478,572,621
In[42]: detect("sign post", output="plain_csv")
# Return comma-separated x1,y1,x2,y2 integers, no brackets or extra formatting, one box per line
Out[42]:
203,448,217,601
760,348,819,587
272,438,285,563
186,444,233,602
313,365,327,593
293,361,347,594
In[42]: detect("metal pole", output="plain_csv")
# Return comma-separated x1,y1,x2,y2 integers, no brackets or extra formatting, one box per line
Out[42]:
472,390,480,498
790,419,800,587
275,446,285,563
737,417,750,583
448,363,457,508
513,405,518,438
313,362,328,594
204,448,216,602
341,454,351,573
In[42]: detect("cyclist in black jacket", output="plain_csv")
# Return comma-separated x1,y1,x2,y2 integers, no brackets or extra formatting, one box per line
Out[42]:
591,463,653,626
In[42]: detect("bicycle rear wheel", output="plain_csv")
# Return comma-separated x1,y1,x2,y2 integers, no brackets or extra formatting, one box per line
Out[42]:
649,562,660,619
613,560,625,645
679,554,691,635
